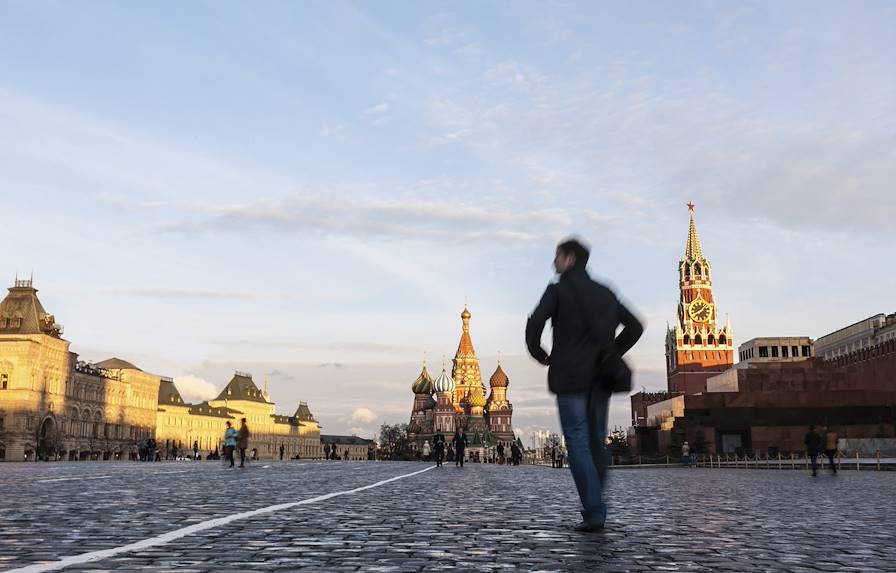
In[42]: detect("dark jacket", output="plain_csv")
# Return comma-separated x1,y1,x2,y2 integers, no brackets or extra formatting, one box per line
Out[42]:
452,432,468,450
526,267,643,394
804,431,822,455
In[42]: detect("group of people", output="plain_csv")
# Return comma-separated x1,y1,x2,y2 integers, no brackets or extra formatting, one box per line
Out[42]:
423,432,523,467
222,418,251,468
322,443,352,460
550,443,567,468
805,425,840,476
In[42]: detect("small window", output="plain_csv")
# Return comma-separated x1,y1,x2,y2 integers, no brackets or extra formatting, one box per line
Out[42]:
683,335,691,345
781,346,789,358
759,346,769,358
802,346,811,357
720,335,727,345
792,345,799,357
695,334,703,345
0,373,7,390
771,346,779,358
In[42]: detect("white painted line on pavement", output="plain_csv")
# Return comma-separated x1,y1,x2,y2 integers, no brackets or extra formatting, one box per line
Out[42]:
7,465,435,573
36,475,114,483
36,470,192,483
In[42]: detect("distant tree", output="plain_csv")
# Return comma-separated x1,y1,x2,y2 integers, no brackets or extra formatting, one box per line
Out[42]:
378,423,413,460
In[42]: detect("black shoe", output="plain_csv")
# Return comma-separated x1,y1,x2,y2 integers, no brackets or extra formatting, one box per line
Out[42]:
573,521,605,533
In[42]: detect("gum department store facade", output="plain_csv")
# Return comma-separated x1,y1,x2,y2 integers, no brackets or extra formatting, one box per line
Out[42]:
0,279,322,462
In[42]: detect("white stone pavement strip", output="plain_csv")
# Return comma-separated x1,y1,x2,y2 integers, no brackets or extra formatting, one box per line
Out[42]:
5,465,435,573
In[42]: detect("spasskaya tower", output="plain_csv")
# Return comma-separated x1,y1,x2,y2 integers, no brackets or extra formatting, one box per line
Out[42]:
665,203,734,394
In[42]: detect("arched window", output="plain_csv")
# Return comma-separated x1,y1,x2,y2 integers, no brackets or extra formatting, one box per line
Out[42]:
695,334,703,345
683,335,691,345
720,334,727,345
708,334,715,345
684,265,691,278
694,263,702,276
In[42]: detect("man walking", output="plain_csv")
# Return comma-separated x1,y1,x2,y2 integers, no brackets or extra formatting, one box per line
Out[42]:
237,418,250,468
526,238,643,532
823,426,839,474
452,429,468,467
805,425,822,476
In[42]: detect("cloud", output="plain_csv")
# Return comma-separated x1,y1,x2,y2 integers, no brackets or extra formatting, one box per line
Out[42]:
173,375,219,403
363,102,390,115
158,192,570,244
351,407,377,423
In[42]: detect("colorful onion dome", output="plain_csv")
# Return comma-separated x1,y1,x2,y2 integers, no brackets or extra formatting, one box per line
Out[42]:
489,364,509,388
411,364,434,394
468,387,487,408
433,368,455,394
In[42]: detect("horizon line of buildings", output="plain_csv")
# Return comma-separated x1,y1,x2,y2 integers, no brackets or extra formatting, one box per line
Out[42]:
0,278,374,462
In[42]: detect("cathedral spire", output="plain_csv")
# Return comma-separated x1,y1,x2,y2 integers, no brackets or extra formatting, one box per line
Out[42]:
685,202,703,261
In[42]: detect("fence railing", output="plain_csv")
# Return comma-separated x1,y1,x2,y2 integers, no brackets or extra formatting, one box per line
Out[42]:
607,450,894,471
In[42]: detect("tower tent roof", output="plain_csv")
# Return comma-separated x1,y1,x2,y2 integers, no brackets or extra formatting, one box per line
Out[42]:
684,202,703,261
158,378,185,406
455,306,477,359
293,402,317,422
215,371,268,403
0,279,64,338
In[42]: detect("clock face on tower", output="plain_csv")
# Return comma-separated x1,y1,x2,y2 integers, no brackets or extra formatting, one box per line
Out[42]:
688,299,713,323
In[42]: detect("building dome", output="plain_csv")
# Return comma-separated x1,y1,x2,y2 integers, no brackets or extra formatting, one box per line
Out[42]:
489,364,509,388
461,306,471,320
411,365,434,395
433,368,455,394
468,387,487,408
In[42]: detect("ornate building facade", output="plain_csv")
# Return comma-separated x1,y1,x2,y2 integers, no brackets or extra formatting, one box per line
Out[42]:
665,203,735,395
0,278,322,461
407,307,515,457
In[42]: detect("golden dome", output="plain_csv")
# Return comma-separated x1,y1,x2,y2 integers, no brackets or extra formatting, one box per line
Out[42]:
468,387,487,408
461,307,471,320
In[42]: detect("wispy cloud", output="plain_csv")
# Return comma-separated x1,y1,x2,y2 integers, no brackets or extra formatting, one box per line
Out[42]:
156,193,571,243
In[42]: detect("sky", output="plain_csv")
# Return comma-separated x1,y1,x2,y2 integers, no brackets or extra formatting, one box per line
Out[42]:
1,1,894,441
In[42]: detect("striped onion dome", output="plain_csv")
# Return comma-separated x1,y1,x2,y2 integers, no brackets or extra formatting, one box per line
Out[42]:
433,368,456,394
411,365,434,395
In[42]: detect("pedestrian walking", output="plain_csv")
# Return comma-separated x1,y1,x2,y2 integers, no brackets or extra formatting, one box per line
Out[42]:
193,440,199,461
344,448,349,461
551,443,558,468
324,443,331,460
223,421,237,468
558,445,566,469
434,434,446,467
497,442,505,464
681,441,691,466
279,444,285,461
237,418,250,468
526,238,643,532
422,440,431,461
452,429,468,467
823,426,838,474
804,425,822,476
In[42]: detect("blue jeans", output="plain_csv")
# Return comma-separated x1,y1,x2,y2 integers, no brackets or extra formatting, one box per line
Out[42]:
556,385,610,525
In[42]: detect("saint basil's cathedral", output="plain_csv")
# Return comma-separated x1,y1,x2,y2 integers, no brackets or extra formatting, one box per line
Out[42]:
407,307,516,453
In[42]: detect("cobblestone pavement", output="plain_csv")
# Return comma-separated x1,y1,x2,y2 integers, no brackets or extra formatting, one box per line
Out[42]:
1,461,895,572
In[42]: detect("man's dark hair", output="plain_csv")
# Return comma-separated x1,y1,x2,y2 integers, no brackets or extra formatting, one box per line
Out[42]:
557,238,590,268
